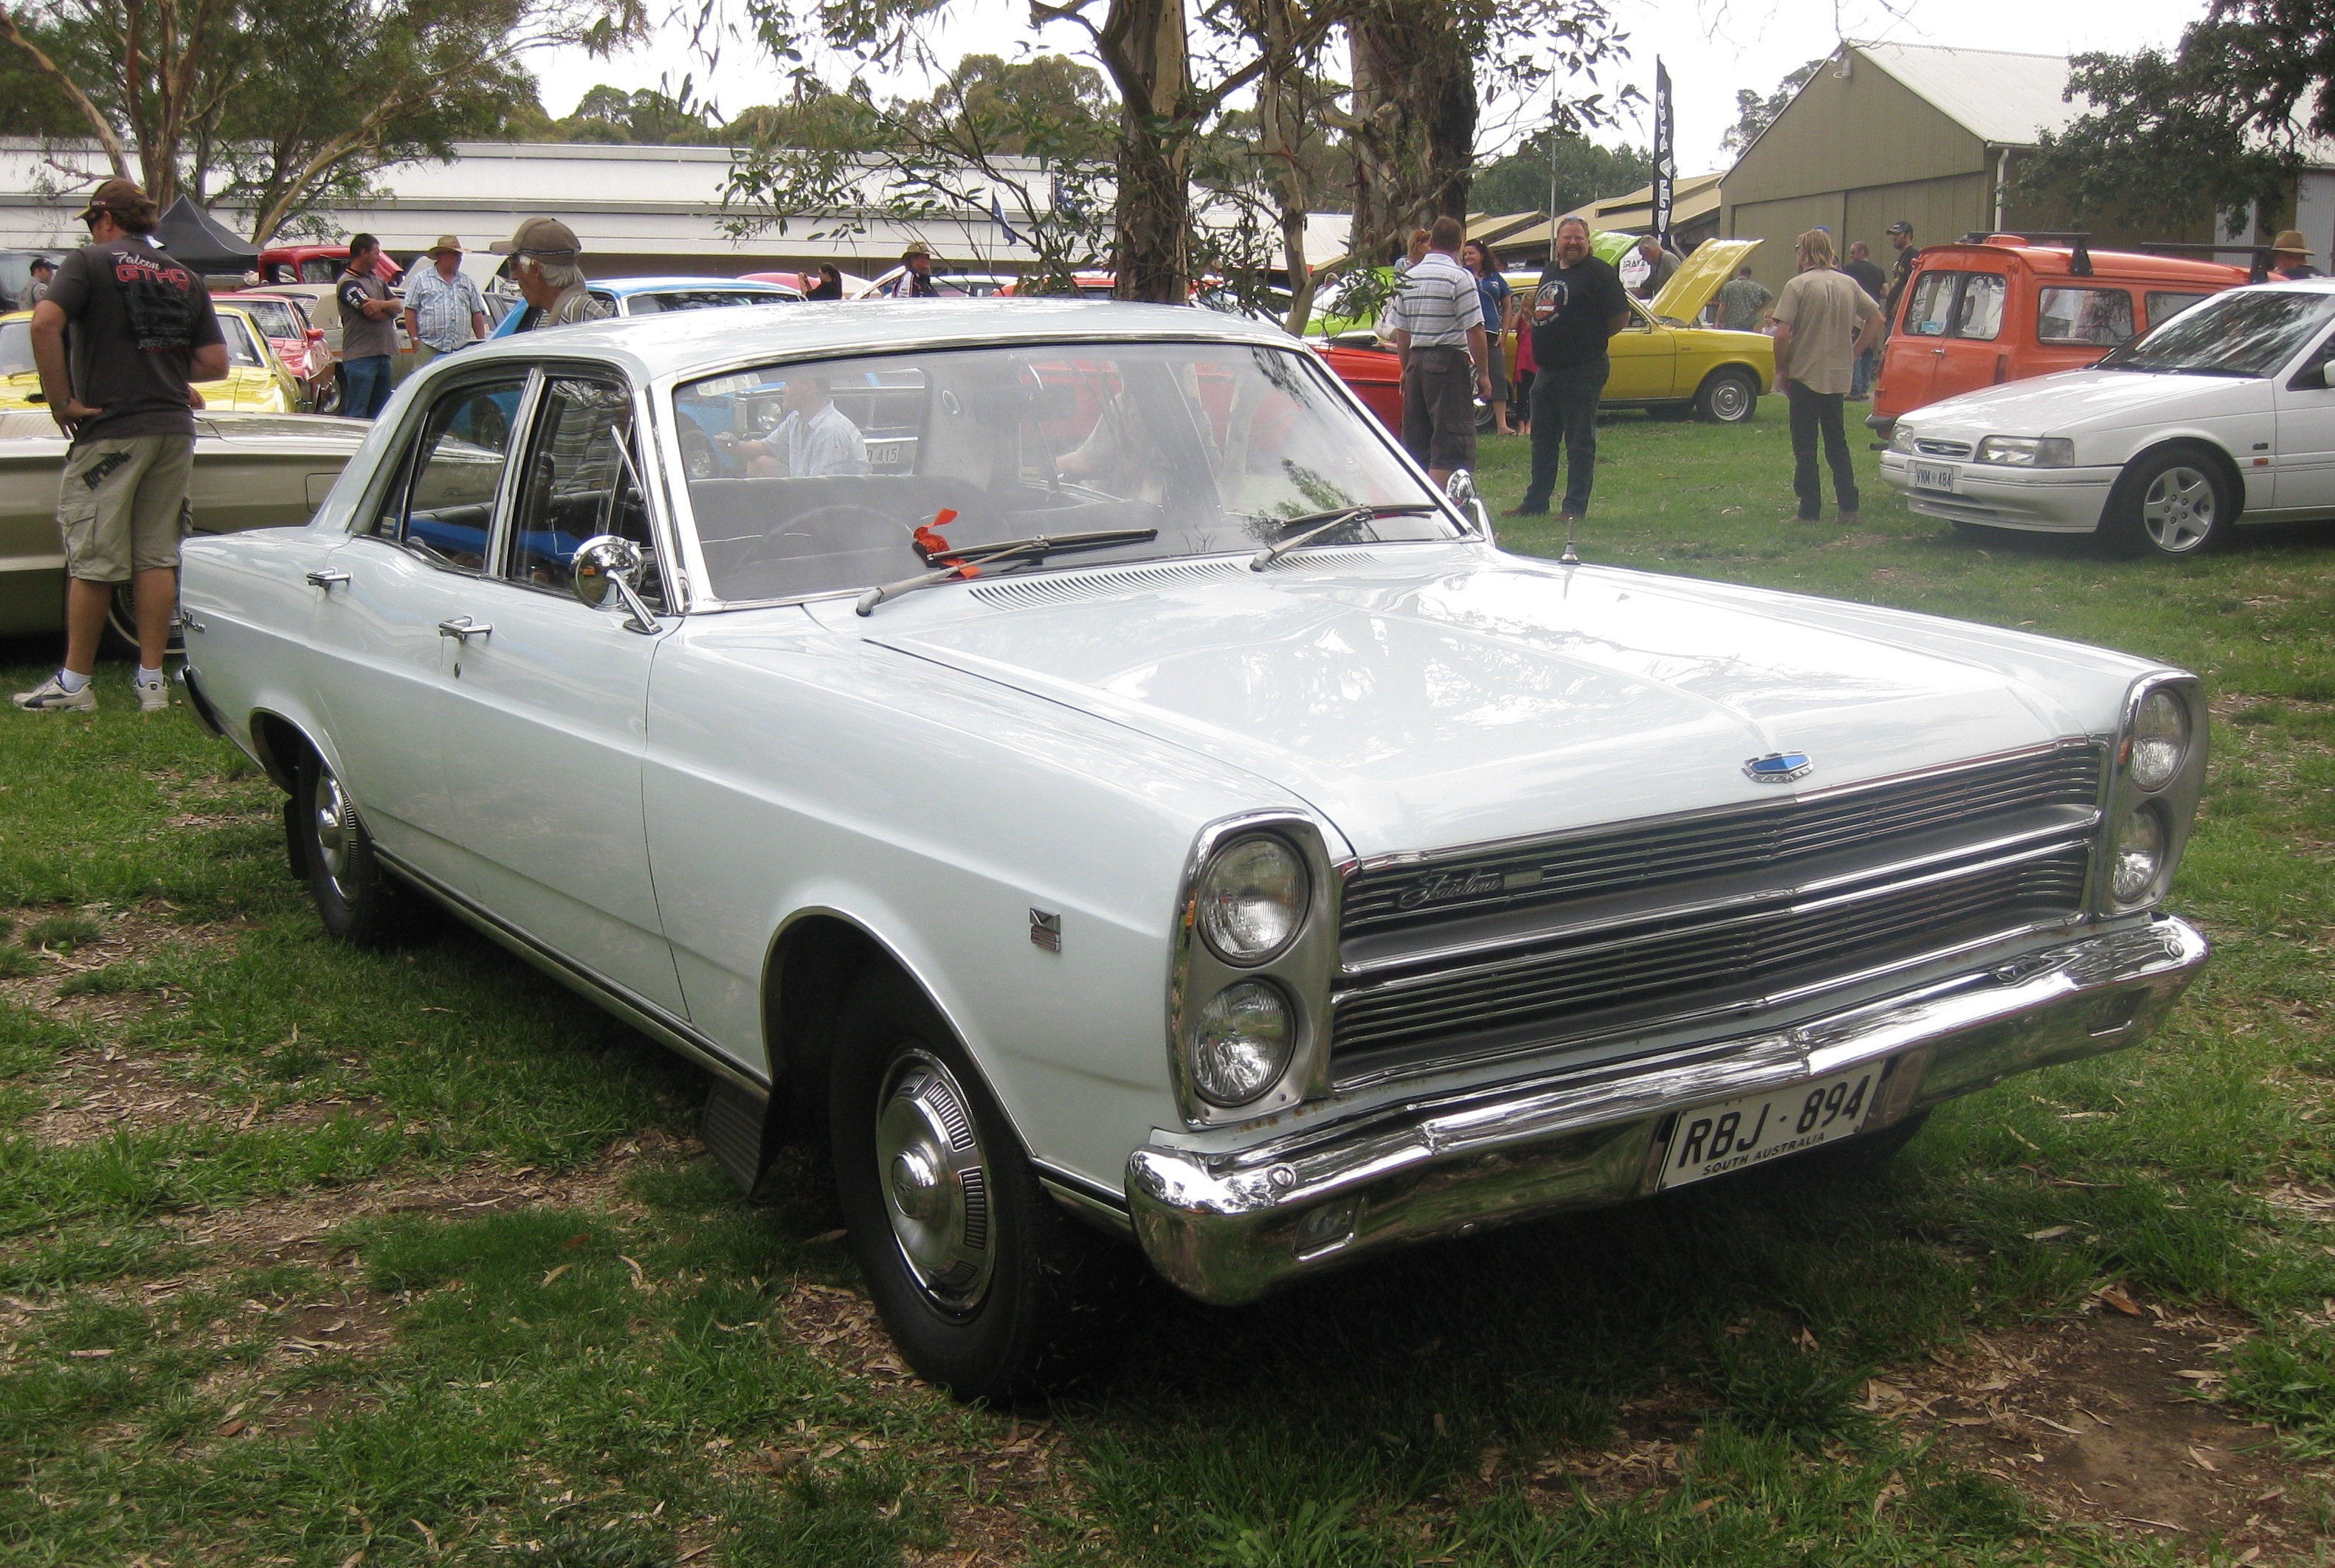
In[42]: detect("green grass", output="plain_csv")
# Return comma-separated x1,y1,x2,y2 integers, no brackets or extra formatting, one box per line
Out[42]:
1,398,2331,1564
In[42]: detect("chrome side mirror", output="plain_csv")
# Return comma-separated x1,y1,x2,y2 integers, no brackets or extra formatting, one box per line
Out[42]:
1445,467,1494,545
572,533,661,633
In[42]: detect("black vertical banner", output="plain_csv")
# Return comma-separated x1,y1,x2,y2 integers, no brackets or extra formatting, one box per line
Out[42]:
1652,58,1676,248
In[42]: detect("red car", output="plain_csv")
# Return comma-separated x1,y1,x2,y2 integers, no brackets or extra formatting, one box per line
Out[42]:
258,244,399,287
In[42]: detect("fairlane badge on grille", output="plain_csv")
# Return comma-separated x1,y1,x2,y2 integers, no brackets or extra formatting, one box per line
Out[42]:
1397,865,1544,910
1744,751,1814,784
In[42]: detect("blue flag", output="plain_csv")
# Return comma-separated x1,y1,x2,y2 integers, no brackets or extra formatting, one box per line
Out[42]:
991,193,1025,247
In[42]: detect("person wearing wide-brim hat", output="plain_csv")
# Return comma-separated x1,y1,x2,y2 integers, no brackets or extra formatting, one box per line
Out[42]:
402,233,488,367
886,238,940,300
493,216,610,332
2269,229,2322,281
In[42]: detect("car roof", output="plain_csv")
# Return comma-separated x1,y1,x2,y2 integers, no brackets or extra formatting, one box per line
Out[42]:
591,277,797,297
1915,241,2249,286
449,297,1289,381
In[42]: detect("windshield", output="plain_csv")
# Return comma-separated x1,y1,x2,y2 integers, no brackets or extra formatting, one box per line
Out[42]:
0,320,29,378
675,340,1452,603
238,300,299,339
2102,288,2335,376
627,289,790,315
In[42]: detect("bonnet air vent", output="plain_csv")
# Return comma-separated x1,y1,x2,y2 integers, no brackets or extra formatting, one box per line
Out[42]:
968,558,1244,608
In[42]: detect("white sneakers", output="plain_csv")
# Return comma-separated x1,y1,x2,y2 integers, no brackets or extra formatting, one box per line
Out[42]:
8,673,170,713
11,675,97,712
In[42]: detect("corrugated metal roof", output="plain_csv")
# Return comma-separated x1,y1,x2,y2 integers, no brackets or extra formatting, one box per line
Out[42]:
1852,41,2089,146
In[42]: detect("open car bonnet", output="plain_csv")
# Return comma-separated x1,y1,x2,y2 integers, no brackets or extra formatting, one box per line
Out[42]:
837,548,2125,860
1650,238,1760,326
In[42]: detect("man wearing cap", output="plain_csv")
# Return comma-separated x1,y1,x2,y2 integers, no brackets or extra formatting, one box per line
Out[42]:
1881,221,1919,329
496,217,610,333
336,234,399,419
401,236,487,367
2270,229,2322,281
886,241,940,299
23,257,55,307
14,177,226,714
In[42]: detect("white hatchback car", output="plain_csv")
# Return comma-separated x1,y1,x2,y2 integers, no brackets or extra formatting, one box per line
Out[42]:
1880,280,2335,557
177,302,2209,1400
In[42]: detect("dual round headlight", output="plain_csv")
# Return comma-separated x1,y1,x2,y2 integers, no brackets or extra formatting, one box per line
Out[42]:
1187,980,1294,1106
2128,688,2190,792
1196,834,1309,964
2111,803,2167,906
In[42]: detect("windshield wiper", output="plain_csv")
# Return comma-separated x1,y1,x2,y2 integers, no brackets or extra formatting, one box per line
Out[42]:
854,528,1159,616
1249,502,1440,571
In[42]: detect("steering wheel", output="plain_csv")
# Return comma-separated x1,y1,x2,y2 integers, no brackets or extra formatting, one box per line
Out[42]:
761,503,911,562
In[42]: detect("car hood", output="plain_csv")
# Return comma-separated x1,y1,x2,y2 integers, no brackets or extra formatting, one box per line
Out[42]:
838,546,2136,860
1650,238,1759,325
1901,367,2270,437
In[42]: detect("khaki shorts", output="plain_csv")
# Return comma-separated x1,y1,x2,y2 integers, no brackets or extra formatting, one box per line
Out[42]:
58,435,194,584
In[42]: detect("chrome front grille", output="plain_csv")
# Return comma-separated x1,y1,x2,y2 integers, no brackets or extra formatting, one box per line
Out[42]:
1916,438,1976,458
1331,745,2104,1083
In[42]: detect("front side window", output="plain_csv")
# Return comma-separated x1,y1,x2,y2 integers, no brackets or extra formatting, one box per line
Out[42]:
1950,274,2005,340
1903,272,1956,336
638,291,782,314
2038,287,2136,346
506,376,662,605
368,376,528,569
2105,288,2335,377
675,341,1452,604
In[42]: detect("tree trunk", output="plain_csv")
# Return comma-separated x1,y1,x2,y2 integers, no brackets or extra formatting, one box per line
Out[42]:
1346,0,1476,259
1097,0,1193,303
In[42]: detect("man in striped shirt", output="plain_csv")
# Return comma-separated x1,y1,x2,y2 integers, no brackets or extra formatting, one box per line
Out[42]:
1383,215,1491,484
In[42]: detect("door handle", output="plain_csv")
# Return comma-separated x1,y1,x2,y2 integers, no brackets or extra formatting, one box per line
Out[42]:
306,569,350,588
437,616,492,641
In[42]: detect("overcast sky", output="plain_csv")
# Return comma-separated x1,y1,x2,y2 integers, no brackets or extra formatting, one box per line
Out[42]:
525,0,2211,177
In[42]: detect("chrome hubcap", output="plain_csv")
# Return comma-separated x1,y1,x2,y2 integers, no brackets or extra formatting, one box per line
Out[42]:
312,767,359,902
2139,466,2215,552
874,1051,995,1313
1712,380,1749,418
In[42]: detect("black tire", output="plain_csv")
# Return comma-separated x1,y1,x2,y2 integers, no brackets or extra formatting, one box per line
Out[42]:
1694,368,1759,424
100,574,184,660
2103,446,2234,558
294,749,407,945
829,971,1138,1403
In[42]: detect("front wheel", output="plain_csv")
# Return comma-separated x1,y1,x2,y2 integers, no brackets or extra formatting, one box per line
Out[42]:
829,973,1137,1402
295,750,407,945
2104,447,2232,557
1695,368,1759,424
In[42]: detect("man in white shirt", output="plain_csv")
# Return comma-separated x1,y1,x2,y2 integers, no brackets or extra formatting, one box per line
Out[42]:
1382,215,1491,485
719,373,867,476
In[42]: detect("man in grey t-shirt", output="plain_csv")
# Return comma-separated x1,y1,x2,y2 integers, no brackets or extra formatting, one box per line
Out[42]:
336,233,399,418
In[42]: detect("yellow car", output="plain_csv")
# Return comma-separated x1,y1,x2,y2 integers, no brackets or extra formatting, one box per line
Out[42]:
1,303,300,415
1503,238,1775,423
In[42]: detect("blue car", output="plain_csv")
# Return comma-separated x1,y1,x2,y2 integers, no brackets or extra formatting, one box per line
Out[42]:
488,276,801,339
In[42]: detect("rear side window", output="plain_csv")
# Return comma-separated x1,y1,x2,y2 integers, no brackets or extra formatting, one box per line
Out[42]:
1951,274,2005,340
367,376,528,570
2146,291,2210,328
2038,287,2136,346
1903,272,1956,336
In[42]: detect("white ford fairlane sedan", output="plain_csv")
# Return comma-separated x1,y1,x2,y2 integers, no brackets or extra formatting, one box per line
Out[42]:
178,302,2210,1398
1880,280,2335,557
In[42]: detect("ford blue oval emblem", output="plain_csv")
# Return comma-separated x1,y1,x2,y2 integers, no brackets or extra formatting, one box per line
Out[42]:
1744,752,1813,784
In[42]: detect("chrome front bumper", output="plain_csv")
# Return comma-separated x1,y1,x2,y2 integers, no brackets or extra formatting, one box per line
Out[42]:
1128,917,2207,1305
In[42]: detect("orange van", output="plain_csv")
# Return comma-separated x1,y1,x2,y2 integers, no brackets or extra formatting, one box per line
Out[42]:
1868,238,2252,435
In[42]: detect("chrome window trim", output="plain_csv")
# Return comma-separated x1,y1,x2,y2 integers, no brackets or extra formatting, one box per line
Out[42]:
649,336,1468,615
1167,810,1342,1129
